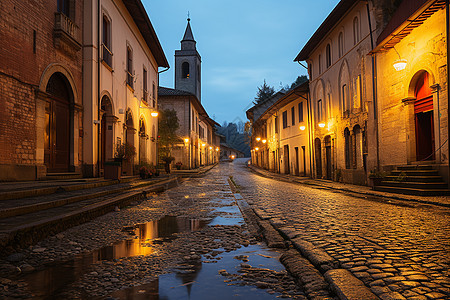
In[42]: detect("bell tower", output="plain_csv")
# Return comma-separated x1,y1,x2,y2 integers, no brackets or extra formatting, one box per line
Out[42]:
175,18,202,101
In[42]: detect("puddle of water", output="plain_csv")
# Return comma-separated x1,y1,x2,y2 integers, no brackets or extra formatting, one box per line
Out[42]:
110,244,285,300
20,215,207,299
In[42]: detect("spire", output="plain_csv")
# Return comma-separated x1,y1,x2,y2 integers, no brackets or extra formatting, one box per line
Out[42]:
182,17,195,42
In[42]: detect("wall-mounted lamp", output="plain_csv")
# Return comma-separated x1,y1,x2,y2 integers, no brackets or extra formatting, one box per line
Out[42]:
255,147,259,151
209,146,213,150
151,111,159,117
299,125,306,131
262,139,267,144
393,47,407,71
318,122,326,128
202,143,206,147
215,147,220,152
184,138,189,143
256,137,261,141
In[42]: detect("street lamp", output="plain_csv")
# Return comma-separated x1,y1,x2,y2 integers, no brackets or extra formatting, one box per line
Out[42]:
299,125,306,131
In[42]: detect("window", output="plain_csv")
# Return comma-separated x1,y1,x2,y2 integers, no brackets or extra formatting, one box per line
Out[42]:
282,110,288,129
353,17,359,45
143,68,148,102
291,106,295,126
126,46,133,88
102,15,112,67
327,93,332,118
298,102,304,122
342,84,349,112
354,75,361,109
338,32,344,58
326,44,331,68
318,55,322,74
152,82,156,107
57,0,70,17
318,99,323,121
275,116,279,134
182,62,190,78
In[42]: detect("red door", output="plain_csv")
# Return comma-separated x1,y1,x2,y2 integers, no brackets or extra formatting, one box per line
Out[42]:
414,72,434,161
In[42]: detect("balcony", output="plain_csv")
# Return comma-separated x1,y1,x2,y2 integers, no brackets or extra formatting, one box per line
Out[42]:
54,12,81,51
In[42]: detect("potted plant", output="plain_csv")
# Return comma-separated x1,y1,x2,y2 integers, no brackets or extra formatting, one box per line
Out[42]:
115,142,136,175
175,161,183,170
368,168,387,189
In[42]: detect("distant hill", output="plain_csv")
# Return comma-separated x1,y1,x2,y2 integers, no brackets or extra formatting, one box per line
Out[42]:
216,121,250,157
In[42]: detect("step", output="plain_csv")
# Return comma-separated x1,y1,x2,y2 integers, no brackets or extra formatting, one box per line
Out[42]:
384,175,443,183
43,173,83,180
391,170,439,176
379,180,448,190
0,177,171,219
396,165,434,170
374,185,450,196
0,177,139,201
0,177,179,256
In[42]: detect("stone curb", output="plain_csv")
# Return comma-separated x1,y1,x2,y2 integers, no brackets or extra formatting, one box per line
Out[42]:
0,177,179,256
291,237,338,272
248,165,450,208
172,163,218,178
324,269,380,300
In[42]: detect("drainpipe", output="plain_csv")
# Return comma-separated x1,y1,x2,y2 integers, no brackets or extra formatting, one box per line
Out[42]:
367,2,380,171
97,0,101,177
447,0,450,188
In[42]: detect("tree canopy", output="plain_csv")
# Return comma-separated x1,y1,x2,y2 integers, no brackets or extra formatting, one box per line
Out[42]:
254,80,275,104
158,109,180,159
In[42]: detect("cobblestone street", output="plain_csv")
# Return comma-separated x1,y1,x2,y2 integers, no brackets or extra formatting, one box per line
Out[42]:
232,159,450,300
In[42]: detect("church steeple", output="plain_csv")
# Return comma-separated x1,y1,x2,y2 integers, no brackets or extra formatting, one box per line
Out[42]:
175,17,202,101
181,18,196,51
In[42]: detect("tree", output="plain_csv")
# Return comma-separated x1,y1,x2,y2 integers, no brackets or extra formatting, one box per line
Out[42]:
254,80,275,104
158,109,181,162
290,75,308,89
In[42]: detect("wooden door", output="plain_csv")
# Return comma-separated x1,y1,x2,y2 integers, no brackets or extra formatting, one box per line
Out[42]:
45,100,70,172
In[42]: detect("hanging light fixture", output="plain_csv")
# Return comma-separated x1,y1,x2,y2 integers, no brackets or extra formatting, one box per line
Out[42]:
393,47,407,71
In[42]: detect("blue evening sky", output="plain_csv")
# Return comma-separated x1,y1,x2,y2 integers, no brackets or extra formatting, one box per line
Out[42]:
144,0,340,125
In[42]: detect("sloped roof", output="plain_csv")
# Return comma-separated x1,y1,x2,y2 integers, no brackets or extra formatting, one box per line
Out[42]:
122,0,169,68
294,0,357,61
158,86,194,96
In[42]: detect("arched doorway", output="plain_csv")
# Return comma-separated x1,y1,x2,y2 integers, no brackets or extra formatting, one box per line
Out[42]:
414,72,434,161
124,110,136,175
344,128,351,169
315,138,322,178
139,117,147,163
100,96,114,169
44,72,72,173
324,135,332,180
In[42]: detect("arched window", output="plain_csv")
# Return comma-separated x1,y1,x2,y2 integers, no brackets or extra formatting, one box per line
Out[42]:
338,32,344,58
182,62,190,78
353,17,359,45
326,44,331,68
342,84,349,112
317,99,323,122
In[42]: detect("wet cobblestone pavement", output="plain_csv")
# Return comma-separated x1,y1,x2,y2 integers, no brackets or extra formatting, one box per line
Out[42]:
0,163,306,299
232,159,450,300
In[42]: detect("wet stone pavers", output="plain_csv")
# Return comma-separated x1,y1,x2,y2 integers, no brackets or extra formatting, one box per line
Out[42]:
232,160,450,300
0,164,307,299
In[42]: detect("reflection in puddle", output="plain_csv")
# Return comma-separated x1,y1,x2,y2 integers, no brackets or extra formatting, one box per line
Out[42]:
20,216,207,299
110,245,285,300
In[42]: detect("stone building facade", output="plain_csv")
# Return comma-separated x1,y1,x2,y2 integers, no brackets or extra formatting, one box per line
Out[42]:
372,0,449,182
83,0,168,177
159,19,219,170
0,0,84,180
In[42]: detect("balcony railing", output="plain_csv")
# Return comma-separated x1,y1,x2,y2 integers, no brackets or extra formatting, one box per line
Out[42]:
54,12,81,51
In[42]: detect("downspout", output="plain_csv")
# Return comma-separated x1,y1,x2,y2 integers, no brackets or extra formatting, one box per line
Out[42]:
366,2,380,170
157,66,169,167
97,0,101,177
447,0,450,188
307,91,314,178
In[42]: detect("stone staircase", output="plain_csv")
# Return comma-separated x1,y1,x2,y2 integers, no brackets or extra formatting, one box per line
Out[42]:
374,165,450,196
